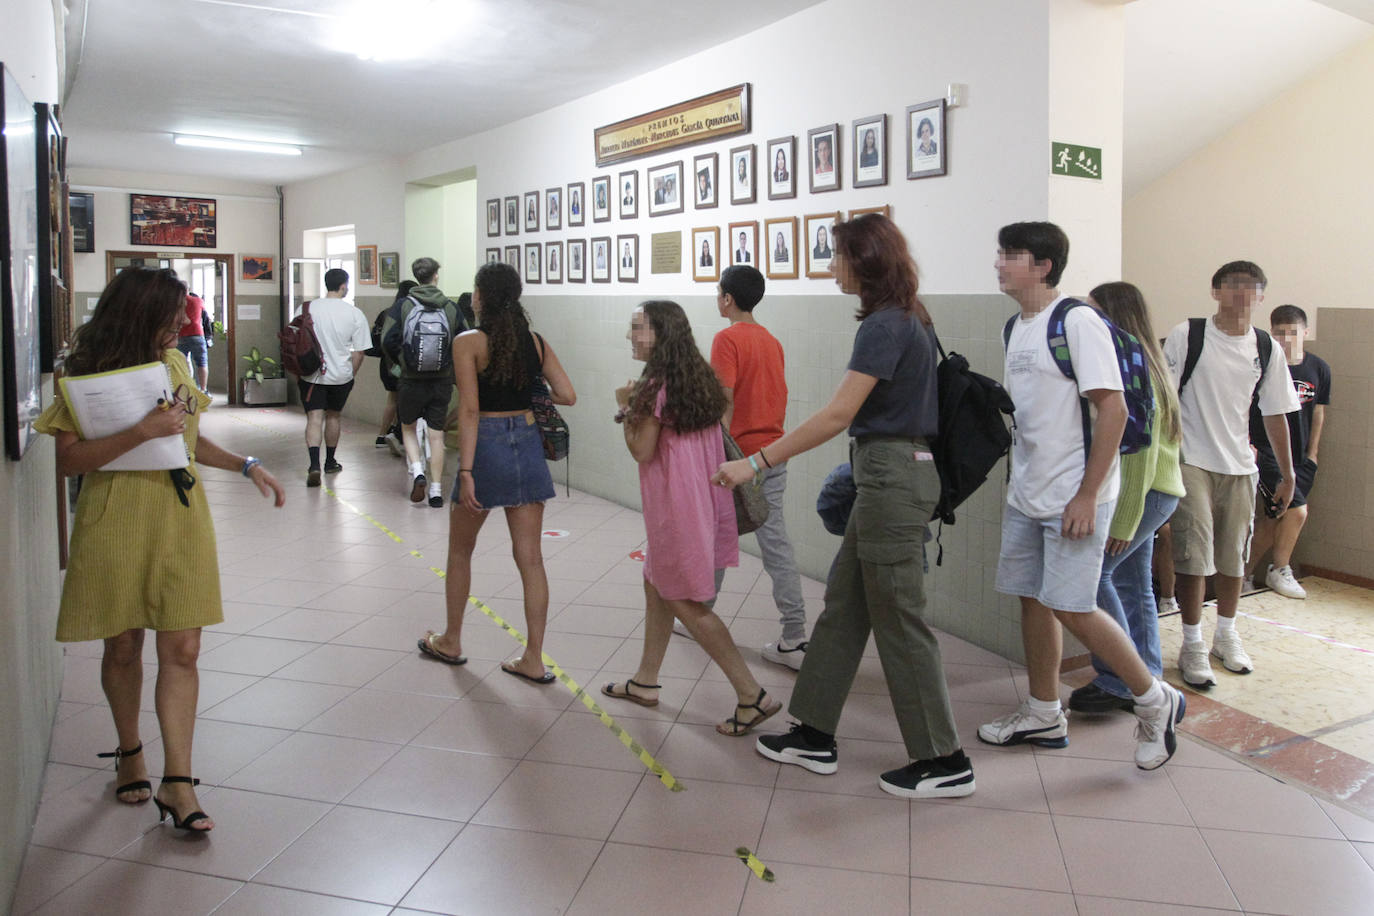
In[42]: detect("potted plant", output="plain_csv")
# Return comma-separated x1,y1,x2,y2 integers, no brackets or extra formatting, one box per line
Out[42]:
240,346,288,405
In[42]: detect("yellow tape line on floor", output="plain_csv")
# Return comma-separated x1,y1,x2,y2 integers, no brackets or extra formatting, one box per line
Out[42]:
735,847,776,882
323,486,684,793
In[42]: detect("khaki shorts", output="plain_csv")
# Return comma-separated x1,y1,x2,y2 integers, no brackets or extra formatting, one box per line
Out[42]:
1172,464,1256,578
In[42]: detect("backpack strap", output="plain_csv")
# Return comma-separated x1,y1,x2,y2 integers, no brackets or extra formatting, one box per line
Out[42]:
1177,317,1206,395
1044,299,1093,458
1253,327,1272,402
532,331,546,367
1001,315,1015,351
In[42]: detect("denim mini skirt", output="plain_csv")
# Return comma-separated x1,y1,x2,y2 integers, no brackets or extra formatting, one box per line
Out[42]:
457,414,555,508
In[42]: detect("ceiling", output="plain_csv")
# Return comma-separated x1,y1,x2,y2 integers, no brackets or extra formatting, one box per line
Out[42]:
60,0,1374,193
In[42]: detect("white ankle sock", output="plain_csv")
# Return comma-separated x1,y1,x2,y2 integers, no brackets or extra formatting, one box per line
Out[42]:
1215,615,1236,636
1182,623,1203,645
1132,679,1165,707
409,461,424,477
1028,696,1061,718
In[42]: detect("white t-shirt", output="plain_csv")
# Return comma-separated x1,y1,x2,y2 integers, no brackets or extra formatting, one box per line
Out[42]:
1003,298,1123,519
303,297,371,386
1163,317,1298,475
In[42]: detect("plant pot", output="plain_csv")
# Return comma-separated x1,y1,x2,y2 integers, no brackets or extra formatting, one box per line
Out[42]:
241,377,288,406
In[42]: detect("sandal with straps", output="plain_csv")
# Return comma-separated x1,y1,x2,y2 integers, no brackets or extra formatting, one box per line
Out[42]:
716,688,782,737
153,777,212,832
601,678,661,708
97,743,151,804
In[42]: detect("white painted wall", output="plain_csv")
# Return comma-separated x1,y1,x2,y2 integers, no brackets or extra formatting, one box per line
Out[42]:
441,179,477,297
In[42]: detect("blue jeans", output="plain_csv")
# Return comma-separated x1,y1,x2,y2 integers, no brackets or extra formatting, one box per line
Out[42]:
1091,490,1180,699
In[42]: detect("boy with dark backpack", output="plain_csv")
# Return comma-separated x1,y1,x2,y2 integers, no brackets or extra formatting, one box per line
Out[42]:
1163,261,1298,687
979,222,1185,771
381,257,469,507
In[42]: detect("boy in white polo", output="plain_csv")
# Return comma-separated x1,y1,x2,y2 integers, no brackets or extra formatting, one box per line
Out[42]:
979,222,1185,770
1164,261,1298,687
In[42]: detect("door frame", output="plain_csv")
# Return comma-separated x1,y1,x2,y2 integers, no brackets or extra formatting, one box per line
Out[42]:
105,250,238,404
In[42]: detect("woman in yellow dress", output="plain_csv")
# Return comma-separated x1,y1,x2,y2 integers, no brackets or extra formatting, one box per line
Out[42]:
36,267,285,832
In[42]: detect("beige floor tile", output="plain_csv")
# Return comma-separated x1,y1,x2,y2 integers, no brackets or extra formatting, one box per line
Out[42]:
1202,828,1374,915
39,762,100,802
758,788,909,875
611,776,771,855
302,687,454,744
343,745,518,821
180,719,292,786
214,884,391,915
364,652,498,698
10,846,105,915
740,862,908,915
248,606,370,642
411,698,561,757
209,600,292,634
910,803,1070,892
1319,798,1374,842
1168,765,1344,837
30,860,240,915
548,602,648,637
1053,816,1238,909
223,731,398,802
200,677,353,730
233,577,337,608
1072,897,1241,915
302,582,422,615
654,722,784,787
567,843,748,916
1037,755,1193,826
526,708,673,773
254,805,460,905
197,634,318,676
471,759,641,840
910,878,1078,915
272,643,408,687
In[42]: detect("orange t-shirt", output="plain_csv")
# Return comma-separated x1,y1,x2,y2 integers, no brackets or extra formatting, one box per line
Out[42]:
710,321,787,456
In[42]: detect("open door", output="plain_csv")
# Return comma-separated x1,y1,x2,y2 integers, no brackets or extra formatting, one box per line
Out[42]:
288,258,326,319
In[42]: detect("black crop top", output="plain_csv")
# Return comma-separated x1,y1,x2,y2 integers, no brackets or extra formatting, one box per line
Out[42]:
476,331,543,411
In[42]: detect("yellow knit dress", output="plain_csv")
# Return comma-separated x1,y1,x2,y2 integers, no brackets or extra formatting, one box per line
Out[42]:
35,350,223,641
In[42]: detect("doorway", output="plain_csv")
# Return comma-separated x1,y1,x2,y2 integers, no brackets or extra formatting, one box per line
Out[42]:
105,250,238,403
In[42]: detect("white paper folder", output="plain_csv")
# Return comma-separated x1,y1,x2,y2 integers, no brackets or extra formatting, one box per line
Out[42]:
58,362,191,471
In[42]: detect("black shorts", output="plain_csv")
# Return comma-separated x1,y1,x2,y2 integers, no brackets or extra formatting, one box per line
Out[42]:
397,378,453,429
378,358,399,393
298,379,354,412
1257,449,1318,510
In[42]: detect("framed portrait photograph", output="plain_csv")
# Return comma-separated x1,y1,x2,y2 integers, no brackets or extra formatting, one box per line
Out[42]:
646,161,684,217
852,114,888,188
240,254,274,282
727,220,758,268
567,181,586,227
592,175,611,223
849,204,892,220
486,198,501,236
567,239,587,283
545,241,563,284
379,251,400,287
525,242,541,283
807,123,841,193
804,211,840,279
692,226,720,283
591,236,612,283
546,186,562,231
504,244,520,271
764,217,798,280
504,195,520,235
130,194,216,247
766,136,796,201
485,248,501,264
729,144,756,205
524,191,540,232
906,98,947,179
357,244,378,284
693,152,718,210
616,234,639,283
617,170,638,220
69,191,95,253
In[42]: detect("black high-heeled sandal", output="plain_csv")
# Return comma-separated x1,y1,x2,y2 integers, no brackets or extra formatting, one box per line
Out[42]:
97,743,151,804
153,777,212,832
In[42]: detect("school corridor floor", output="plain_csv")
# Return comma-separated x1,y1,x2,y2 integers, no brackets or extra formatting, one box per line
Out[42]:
13,402,1374,915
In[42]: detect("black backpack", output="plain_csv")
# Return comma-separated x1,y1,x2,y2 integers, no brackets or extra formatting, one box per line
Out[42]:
930,334,1016,528
1177,317,1272,400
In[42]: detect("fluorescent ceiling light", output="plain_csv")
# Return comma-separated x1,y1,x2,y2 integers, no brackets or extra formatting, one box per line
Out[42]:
174,134,302,156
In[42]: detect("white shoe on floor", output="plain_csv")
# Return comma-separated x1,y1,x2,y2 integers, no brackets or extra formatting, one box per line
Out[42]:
1157,596,1179,615
1178,641,1216,689
1211,630,1254,674
1265,564,1307,600
761,637,807,671
977,704,1069,748
1134,683,1186,770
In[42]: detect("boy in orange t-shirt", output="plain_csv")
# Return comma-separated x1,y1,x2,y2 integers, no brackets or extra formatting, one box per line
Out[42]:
709,266,809,667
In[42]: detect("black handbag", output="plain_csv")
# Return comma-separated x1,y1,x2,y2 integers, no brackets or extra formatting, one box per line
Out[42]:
721,426,769,535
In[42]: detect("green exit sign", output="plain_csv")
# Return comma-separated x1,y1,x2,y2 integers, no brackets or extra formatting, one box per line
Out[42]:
1051,142,1102,180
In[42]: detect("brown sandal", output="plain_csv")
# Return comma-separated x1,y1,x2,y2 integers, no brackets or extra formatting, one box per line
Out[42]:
601,678,661,708
716,689,782,737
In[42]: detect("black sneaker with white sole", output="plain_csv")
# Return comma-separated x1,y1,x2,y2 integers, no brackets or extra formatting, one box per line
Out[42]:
878,752,975,799
756,723,838,775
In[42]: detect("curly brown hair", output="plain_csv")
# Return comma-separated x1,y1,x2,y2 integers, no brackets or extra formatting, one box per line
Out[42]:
626,301,726,432
66,267,187,376
474,261,533,388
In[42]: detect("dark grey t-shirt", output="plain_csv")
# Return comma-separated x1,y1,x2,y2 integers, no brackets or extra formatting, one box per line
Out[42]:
847,305,939,439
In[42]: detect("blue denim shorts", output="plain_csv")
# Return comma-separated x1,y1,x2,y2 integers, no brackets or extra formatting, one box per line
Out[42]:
176,335,208,368
995,500,1114,613
457,414,555,508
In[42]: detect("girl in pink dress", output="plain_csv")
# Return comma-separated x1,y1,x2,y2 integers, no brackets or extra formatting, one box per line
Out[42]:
602,301,781,736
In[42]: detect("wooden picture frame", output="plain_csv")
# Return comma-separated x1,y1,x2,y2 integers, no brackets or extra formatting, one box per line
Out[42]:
485,247,501,264
567,181,586,227
567,239,587,282
504,195,520,235
591,236,612,283
69,191,94,253
693,152,718,210
906,98,947,179
378,251,400,287
804,211,840,279
129,193,216,247
504,244,520,271
807,123,841,193
617,170,638,220
849,204,892,220
2,68,42,458
616,234,638,282
545,241,563,284
524,242,541,283
852,113,888,189
486,198,501,236
767,136,796,200
764,217,798,280
729,144,756,205
727,220,758,268
545,186,562,231
692,226,720,282
592,175,611,222
523,191,540,232
356,244,378,284
240,254,274,282
646,161,683,217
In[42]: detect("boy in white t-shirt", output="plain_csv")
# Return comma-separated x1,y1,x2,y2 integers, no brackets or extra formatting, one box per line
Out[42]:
300,268,371,487
1163,261,1298,687
978,222,1185,771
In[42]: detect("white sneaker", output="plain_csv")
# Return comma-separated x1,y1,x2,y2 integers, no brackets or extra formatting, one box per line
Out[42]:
1178,641,1216,689
761,637,807,671
1157,596,1179,615
977,704,1068,748
1265,564,1307,600
1211,630,1254,674
385,432,404,457
1134,682,1186,770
